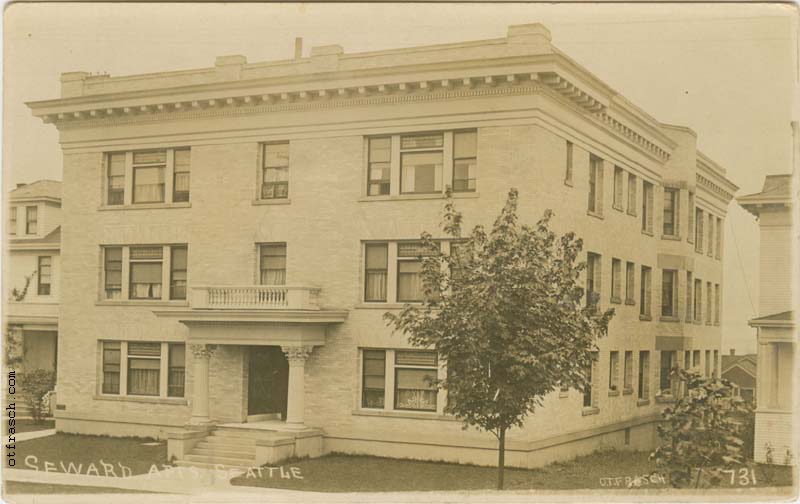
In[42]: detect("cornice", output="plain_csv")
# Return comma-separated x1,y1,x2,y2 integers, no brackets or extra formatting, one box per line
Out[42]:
696,172,736,202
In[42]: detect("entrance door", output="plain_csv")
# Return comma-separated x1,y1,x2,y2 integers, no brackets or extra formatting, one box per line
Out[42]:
247,346,289,419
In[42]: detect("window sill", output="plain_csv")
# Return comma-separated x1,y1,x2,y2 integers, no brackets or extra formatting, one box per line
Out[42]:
623,388,634,396
581,406,600,416
655,394,676,404
627,210,637,218
610,297,622,305
586,210,604,220
351,409,457,422
693,320,702,325
358,192,480,203
624,299,636,306
636,399,651,407
355,302,416,310
98,202,191,211
252,198,291,206
612,204,624,212
660,234,682,241
96,300,190,307
608,389,620,397
659,316,680,323
564,179,574,187
639,314,652,321
641,229,654,237
93,394,187,406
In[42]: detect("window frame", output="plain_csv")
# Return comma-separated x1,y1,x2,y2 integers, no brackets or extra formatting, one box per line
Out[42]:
128,246,164,300
9,206,17,236
608,351,620,393
367,137,392,196
169,245,188,300
627,173,637,216
638,351,650,400
610,258,622,303
587,155,603,215
612,166,624,211
106,152,126,206
623,350,633,393
583,352,598,409
662,187,679,237
660,269,678,319
400,133,445,195
396,241,439,303
359,348,445,415
586,252,602,311
259,242,287,286
364,243,389,303
641,182,654,234
100,341,185,399
625,261,636,305
101,244,186,303
132,151,167,204
564,140,574,185
261,142,290,200
172,148,191,203
640,265,652,319
25,206,37,235
452,130,477,193
37,256,52,296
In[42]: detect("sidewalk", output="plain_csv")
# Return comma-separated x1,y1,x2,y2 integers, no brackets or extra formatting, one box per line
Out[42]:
15,429,56,442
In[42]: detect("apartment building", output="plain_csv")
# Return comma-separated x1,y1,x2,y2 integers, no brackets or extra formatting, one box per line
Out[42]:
5,180,61,413
27,23,738,469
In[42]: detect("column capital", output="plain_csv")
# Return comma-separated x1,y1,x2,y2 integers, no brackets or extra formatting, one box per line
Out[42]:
189,343,217,359
281,345,314,364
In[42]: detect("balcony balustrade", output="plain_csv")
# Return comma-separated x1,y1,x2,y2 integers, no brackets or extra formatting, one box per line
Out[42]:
190,285,321,311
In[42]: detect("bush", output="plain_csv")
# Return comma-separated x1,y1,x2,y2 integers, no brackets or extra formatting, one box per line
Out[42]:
650,368,749,488
19,369,56,423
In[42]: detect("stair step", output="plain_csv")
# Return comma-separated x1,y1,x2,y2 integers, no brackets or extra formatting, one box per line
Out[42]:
213,428,285,439
205,434,258,446
174,460,249,471
183,454,255,466
195,441,257,454
191,447,256,460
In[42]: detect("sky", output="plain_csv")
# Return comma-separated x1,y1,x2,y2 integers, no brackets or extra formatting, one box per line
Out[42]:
4,3,798,353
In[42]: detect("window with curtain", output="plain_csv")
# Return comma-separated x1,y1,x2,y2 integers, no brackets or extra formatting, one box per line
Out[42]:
37,256,52,296
453,130,477,192
625,261,635,304
104,247,123,299
397,242,438,302
132,151,166,203
662,188,678,236
367,137,391,196
170,246,187,300
127,342,161,396
129,246,163,299
638,351,650,399
627,173,637,215
260,243,287,285
661,269,676,317
394,351,437,411
173,149,191,202
262,142,290,199
400,133,443,194
364,243,388,302
9,207,16,235
168,344,185,397
26,206,37,235
362,350,386,408
613,166,624,210
107,152,126,205
102,341,121,394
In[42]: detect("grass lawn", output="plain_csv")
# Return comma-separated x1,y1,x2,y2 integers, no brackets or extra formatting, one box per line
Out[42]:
8,419,55,434
3,481,156,494
10,433,168,476
230,450,794,492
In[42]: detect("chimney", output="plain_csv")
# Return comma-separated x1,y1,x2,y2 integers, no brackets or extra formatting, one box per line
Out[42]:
16,183,26,189
730,349,736,356
295,37,303,60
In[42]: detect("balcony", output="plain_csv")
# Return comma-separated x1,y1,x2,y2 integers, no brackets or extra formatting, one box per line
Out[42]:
190,285,321,311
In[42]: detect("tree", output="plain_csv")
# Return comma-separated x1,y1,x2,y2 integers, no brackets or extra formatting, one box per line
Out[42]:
650,368,749,488
385,188,614,489
19,369,56,423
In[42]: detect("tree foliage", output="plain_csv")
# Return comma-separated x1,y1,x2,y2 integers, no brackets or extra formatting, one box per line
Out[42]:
384,188,614,488
650,368,749,488
19,369,56,423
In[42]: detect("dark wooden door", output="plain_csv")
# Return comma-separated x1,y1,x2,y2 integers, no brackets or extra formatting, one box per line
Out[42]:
247,346,289,418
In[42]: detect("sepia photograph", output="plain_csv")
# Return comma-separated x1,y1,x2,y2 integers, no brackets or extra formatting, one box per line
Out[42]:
1,2,798,502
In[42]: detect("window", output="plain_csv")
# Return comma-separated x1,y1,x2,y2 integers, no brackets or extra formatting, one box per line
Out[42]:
367,137,391,196
687,192,695,243
262,142,290,199
102,341,121,394
662,188,678,236
565,141,574,184
659,351,675,394
26,206,37,235
170,246,187,300
260,243,287,285
705,350,711,377
714,284,721,324
104,247,123,299
623,351,633,392
127,342,161,396
129,246,163,299
401,133,444,194
692,350,700,369
37,256,52,296
364,243,388,302
716,217,723,258
583,353,598,408
397,241,438,302
684,351,691,371
625,261,635,304
713,350,719,378
167,343,186,397
608,351,620,392
106,153,126,205
613,167,624,210
172,149,191,202
627,173,637,216
586,252,601,311
641,182,653,233
638,351,650,400
661,269,677,318
640,266,652,318
9,207,16,235
587,155,603,214
707,214,715,257
611,258,622,303
362,350,386,408
394,350,438,411
132,151,166,203
685,272,693,321
693,279,702,322
453,131,477,192
695,208,704,252
706,281,712,324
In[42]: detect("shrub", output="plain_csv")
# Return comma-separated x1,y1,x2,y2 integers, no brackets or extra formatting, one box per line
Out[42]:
19,369,56,423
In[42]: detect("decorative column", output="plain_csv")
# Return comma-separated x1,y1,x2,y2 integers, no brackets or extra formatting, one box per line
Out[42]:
281,345,314,430
189,344,216,425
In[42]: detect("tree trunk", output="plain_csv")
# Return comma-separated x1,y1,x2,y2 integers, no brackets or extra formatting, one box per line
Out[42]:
497,427,506,490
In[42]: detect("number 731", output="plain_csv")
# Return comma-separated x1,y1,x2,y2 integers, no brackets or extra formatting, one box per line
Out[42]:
721,468,757,486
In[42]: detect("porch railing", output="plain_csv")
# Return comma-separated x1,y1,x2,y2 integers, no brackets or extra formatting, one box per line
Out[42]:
190,285,321,311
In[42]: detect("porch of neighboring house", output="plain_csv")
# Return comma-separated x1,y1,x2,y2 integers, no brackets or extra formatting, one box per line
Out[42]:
5,320,59,418
154,284,347,468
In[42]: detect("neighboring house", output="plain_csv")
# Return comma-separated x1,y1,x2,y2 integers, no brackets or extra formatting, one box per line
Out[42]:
738,137,797,465
721,351,757,404
27,23,738,469
5,180,62,414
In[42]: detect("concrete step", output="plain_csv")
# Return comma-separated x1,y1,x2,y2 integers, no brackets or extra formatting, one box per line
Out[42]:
194,441,256,454
174,460,250,471
205,434,259,446
191,447,256,460
182,454,255,466
213,427,296,441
